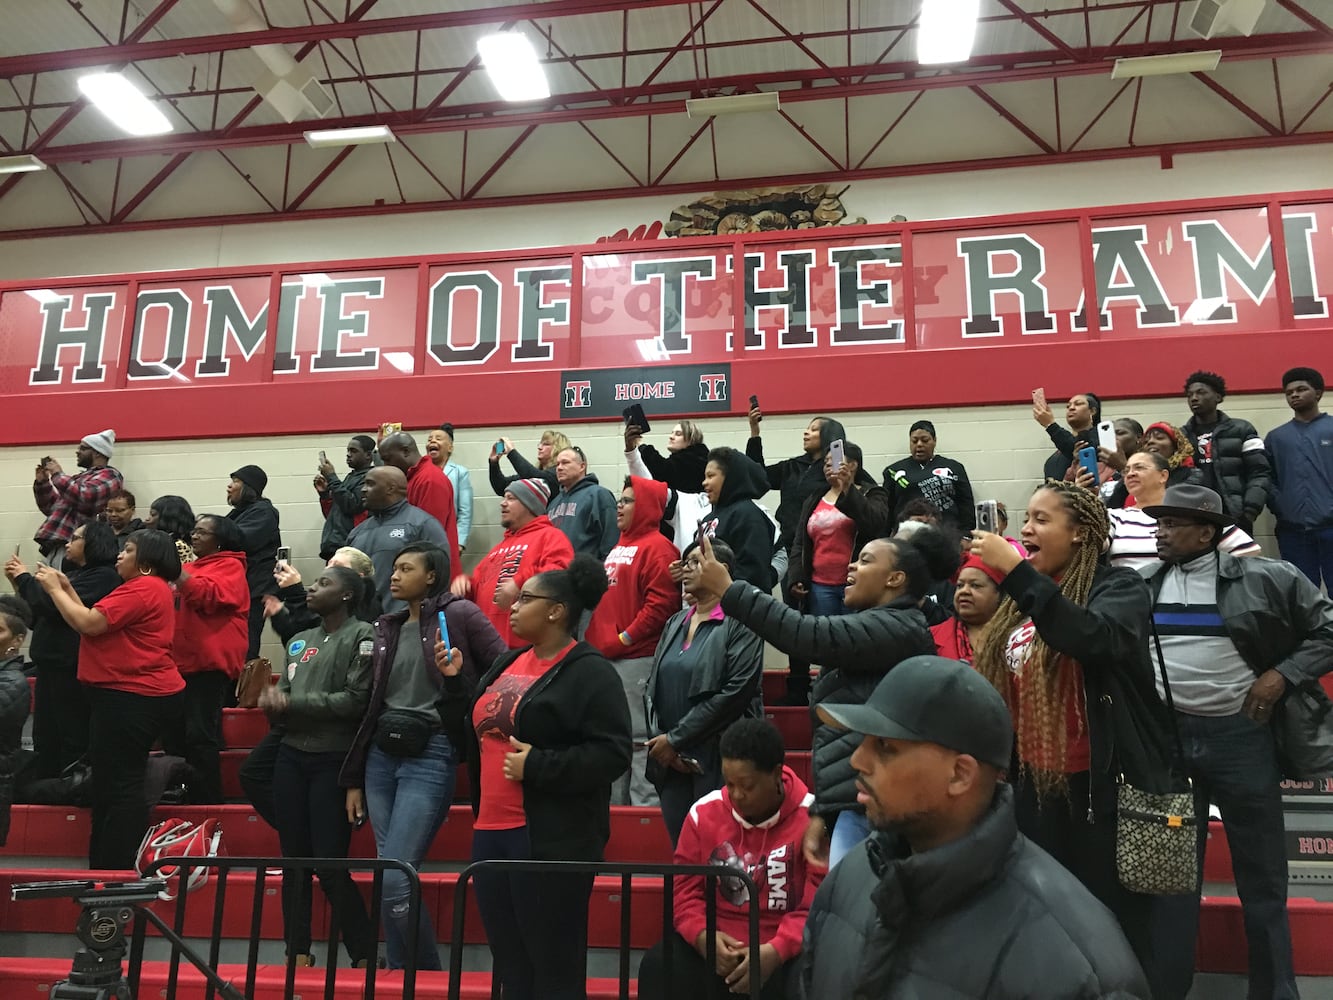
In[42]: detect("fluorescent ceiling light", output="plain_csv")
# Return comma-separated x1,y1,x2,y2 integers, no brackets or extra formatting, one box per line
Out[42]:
0,154,47,174
477,32,550,102
918,0,980,65
1111,50,1223,78
685,92,780,119
301,273,334,288
77,71,173,136
304,124,396,148
26,289,65,305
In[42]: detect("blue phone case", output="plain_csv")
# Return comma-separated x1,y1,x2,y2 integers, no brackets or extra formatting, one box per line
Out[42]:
1077,446,1100,484
437,610,450,651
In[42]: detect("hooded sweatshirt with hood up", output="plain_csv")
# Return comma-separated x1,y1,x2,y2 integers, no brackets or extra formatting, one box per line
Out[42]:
547,472,620,560
586,476,681,660
673,764,822,963
699,452,776,591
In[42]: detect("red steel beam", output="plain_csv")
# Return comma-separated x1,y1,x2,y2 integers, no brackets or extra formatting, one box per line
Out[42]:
462,123,538,198
1191,72,1284,135
5,129,1329,241
25,34,1331,166
1275,0,1333,36
969,85,1058,154
993,0,1085,62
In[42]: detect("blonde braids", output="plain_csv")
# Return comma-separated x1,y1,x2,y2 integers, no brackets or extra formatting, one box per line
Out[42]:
974,481,1109,799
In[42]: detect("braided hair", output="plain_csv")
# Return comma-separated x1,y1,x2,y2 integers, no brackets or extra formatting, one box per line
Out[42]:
973,480,1109,798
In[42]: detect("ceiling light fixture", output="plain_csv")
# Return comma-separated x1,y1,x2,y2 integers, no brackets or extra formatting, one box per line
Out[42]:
26,289,65,305
0,154,48,174
477,32,551,102
684,92,781,119
918,0,981,65
1111,49,1223,78
303,125,397,148
77,71,173,136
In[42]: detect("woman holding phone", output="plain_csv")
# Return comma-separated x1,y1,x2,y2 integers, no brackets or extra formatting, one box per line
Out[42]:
467,554,632,999
340,541,505,971
488,428,570,497
259,565,375,968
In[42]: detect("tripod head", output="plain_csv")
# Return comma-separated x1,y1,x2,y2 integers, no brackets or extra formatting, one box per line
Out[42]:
11,878,169,906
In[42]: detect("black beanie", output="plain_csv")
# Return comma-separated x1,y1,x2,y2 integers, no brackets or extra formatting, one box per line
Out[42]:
231,464,268,495
1281,367,1324,392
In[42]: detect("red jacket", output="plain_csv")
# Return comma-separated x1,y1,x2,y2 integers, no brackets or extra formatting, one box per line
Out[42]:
173,549,251,678
470,515,574,648
930,617,976,664
674,765,822,963
586,476,680,659
406,455,462,581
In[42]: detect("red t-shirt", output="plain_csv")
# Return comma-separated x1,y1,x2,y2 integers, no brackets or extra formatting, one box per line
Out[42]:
806,499,856,586
1003,618,1090,774
81,575,184,697
472,642,574,830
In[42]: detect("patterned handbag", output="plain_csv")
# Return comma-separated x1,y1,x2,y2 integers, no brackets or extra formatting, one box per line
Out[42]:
1114,627,1200,896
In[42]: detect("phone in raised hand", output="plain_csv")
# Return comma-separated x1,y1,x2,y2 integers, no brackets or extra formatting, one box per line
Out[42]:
829,439,845,473
1032,387,1046,409
975,500,1000,534
276,546,292,568
1097,420,1117,453
1077,446,1100,484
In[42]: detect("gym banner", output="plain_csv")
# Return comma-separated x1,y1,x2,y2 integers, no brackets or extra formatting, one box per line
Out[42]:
0,189,1329,441
559,363,734,420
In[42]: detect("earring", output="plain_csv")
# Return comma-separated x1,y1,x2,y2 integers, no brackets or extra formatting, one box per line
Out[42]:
139,567,152,576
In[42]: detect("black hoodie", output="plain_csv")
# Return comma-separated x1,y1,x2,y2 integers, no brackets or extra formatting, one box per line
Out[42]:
227,496,282,598
747,417,847,551
699,451,776,590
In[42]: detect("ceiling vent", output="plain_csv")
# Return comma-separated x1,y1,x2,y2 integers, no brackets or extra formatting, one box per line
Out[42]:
1187,0,1266,38
212,0,333,122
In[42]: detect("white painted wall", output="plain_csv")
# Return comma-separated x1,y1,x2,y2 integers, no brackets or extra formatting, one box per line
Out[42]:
0,145,1328,281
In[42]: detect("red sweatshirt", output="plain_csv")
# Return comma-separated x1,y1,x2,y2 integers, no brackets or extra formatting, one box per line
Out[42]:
470,515,574,647
173,549,251,678
406,455,462,579
674,765,822,963
586,476,680,660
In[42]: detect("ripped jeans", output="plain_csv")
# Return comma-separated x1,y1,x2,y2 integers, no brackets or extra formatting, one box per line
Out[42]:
363,734,456,970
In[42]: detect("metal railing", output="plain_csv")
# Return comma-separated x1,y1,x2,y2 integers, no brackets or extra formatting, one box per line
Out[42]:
448,859,763,1000
132,855,425,1000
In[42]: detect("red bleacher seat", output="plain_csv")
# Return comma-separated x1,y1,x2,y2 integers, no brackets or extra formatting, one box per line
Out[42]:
220,709,270,750
764,706,812,750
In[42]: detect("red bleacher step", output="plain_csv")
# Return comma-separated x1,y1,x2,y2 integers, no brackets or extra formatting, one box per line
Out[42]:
220,709,270,750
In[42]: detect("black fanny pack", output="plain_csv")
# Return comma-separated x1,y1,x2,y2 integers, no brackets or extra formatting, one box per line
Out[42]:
373,710,436,757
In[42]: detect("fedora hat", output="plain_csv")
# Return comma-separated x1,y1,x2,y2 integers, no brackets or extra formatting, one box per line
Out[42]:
1142,483,1234,527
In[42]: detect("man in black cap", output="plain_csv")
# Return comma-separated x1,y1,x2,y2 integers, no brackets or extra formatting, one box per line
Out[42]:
226,464,282,658
1266,366,1333,588
1142,483,1333,1000
1181,370,1271,535
800,655,1148,1000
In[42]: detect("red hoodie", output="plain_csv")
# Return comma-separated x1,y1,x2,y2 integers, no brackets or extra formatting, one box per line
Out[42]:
674,765,822,963
173,549,251,678
585,476,680,660
470,514,574,647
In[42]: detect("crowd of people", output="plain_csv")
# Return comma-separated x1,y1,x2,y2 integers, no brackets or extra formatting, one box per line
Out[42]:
0,365,1329,999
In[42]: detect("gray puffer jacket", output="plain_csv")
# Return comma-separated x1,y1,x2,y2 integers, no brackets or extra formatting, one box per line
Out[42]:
718,583,933,818
799,784,1150,1000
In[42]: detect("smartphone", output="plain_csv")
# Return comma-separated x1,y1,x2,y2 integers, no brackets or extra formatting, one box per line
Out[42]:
829,438,845,473
679,755,704,774
1032,387,1046,409
437,610,451,651
353,812,368,830
1096,420,1118,453
495,440,506,455
749,394,761,422
622,403,650,434
379,422,402,439
1077,446,1100,484
975,500,1000,534
319,450,328,466
276,546,292,566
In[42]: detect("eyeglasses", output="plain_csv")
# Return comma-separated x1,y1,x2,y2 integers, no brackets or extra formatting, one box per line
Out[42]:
514,592,562,607
616,497,635,507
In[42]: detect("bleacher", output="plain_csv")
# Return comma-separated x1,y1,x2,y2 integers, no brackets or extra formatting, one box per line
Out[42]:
1,672,1331,998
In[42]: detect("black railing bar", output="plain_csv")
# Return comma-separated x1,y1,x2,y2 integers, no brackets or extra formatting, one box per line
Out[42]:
205,863,229,1000
244,864,266,999
127,906,148,996
618,869,632,999
134,904,246,1000
366,867,384,999
167,868,188,1000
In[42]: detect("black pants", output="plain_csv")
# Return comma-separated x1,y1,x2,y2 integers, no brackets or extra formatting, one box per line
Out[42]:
472,826,593,1000
32,663,89,778
272,744,374,963
246,599,267,660
86,685,182,870
239,729,280,825
1013,770,1163,998
161,670,229,804
638,933,792,1000
656,764,723,848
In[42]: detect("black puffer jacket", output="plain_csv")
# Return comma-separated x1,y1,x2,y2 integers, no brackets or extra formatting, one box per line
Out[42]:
747,418,847,552
636,441,709,494
1182,410,1272,528
799,784,1150,1000
0,655,31,847
719,584,933,818
998,560,1177,801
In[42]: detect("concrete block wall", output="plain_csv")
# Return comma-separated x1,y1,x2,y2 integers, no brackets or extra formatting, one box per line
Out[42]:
0,390,1296,664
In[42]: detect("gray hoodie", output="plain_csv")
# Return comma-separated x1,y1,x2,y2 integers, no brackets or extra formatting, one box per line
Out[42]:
547,473,619,560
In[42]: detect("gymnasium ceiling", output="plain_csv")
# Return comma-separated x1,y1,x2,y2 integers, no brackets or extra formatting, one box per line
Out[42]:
0,0,1329,238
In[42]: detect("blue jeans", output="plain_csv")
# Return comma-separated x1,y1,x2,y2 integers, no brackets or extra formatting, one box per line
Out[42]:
806,582,849,617
363,733,456,970
1275,523,1333,591
1154,712,1297,1000
828,810,871,868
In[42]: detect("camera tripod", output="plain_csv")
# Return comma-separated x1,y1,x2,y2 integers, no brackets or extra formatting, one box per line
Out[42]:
10,879,244,1000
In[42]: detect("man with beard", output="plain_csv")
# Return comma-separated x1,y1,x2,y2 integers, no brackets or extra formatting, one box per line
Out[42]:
799,656,1148,1000
33,429,123,568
